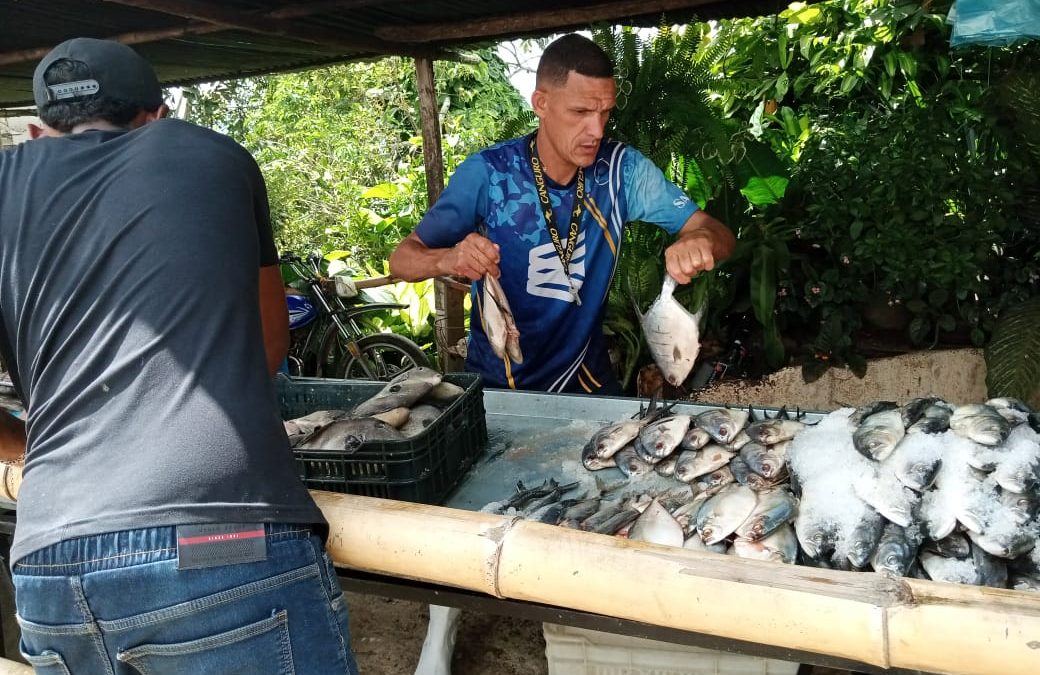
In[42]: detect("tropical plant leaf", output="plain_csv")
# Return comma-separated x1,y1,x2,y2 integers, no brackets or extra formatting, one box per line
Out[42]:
985,297,1040,401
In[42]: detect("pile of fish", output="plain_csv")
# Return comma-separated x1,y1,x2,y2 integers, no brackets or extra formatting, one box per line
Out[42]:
480,476,800,562
282,367,465,450
790,398,1040,590
580,399,806,495
511,395,1040,591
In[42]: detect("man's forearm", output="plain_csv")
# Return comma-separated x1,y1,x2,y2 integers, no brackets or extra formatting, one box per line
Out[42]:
0,413,26,463
389,235,448,282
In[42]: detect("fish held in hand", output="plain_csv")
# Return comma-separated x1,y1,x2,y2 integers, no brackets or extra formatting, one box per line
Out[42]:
482,273,523,363
636,275,702,387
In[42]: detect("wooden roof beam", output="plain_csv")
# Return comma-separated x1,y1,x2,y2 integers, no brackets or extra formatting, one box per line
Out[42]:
377,0,739,42
102,0,430,57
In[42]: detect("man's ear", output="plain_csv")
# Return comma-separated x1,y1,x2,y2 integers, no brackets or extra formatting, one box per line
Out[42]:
27,123,45,139
131,104,170,128
531,89,548,118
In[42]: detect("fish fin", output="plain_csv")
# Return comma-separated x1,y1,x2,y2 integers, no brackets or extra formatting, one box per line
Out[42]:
672,344,682,362
748,405,758,423
777,405,790,420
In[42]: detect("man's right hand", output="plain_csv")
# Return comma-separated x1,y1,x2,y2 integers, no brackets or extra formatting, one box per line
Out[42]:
440,233,501,280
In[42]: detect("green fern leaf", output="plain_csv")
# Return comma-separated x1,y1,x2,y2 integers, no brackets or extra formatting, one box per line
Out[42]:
985,297,1040,401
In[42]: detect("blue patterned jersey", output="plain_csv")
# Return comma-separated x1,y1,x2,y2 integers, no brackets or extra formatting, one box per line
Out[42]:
416,135,698,393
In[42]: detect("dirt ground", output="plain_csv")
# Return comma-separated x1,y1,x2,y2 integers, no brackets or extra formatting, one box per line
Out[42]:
344,592,855,675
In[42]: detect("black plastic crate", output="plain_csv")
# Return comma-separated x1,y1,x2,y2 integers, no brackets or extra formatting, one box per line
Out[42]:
276,372,487,504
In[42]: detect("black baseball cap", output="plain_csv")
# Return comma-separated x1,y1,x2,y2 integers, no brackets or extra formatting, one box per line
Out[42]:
33,38,163,111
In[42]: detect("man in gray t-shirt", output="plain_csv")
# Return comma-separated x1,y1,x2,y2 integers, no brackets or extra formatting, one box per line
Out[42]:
0,38,359,674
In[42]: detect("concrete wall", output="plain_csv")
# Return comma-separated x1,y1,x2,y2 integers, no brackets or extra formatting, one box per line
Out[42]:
690,348,1039,412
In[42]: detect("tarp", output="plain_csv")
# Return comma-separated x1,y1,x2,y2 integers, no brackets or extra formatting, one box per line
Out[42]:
948,0,1040,47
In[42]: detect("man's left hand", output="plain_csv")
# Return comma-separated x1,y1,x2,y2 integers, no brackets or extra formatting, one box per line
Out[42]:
664,210,736,285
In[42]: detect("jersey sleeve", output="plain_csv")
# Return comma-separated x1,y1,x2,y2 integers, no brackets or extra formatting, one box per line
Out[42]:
414,154,488,248
622,148,699,235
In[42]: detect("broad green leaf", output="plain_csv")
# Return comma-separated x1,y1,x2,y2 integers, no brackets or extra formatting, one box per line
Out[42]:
741,176,790,206
909,316,931,344
361,183,397,199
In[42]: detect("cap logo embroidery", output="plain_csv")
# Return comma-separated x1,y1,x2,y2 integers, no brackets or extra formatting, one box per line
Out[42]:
47,79,100,101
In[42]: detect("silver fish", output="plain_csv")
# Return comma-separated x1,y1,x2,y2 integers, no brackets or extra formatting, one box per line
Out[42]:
420,381,466,407
971,543,1009,588
854,476,920,528
794,517,839,562
923,533,972,559
986,397,1034,426
629,499,685,547
684,535,728,554
615,445,654,478
295,417,404,450
919,551,980,585
949,404,1010,446
853,409,905,461
585,419,645,460
731,525,798,564
636,275,702,387
695,408,750,445
906,403,953,434
849,401,898,426
373,406,411,428
734,488,797,542
581,443,617,471
721,430,752,452
846,508,885,569
900,397,949,428
728,455,754,487
680,427,711,451
482,273,523,363
739,442,785,480
637,415,692,459
870,523,918,577
675,445,735,483
745,419,805,446
590,507,641,535
999,488,1038,526
966,528,1036,559
696,484,758,545
351,367,442,417
654,454,679,477
399,403,441,437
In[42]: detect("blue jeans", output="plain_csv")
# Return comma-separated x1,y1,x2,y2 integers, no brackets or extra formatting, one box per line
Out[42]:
12,524,360,675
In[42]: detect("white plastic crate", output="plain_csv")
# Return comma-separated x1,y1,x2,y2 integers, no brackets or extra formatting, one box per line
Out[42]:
543,623,801,675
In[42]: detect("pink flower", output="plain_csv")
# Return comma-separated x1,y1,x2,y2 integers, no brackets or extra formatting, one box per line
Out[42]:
811,286,821,295
841,255,850,264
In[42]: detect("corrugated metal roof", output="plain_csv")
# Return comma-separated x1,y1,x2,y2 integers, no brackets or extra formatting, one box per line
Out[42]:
0,0,791,108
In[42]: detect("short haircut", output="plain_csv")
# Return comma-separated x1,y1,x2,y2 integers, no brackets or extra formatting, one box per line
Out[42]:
536,34,614,88
39,59,153,133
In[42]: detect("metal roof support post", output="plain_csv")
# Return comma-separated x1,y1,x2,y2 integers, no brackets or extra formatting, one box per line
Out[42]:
415,55,466,372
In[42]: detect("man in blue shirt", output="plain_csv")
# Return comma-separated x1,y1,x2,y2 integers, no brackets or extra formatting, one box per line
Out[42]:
390,33,735,395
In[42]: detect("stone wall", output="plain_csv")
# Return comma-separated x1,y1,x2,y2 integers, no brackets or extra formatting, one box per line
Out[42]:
690,348,1039,412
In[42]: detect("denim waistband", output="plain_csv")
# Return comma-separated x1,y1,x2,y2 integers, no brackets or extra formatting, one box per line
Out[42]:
13,523,314,576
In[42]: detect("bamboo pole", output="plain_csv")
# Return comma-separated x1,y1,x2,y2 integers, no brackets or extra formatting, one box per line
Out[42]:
314,492,1040,675
0,658,31,675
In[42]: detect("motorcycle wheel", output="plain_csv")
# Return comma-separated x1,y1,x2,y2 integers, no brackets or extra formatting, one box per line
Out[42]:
317,330,431,381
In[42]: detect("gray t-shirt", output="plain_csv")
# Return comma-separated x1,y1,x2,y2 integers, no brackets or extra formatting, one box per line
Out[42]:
0,118,324,563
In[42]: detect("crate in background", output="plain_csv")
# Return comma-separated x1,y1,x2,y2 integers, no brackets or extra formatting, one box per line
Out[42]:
543,623,801,675
276,372,487,504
